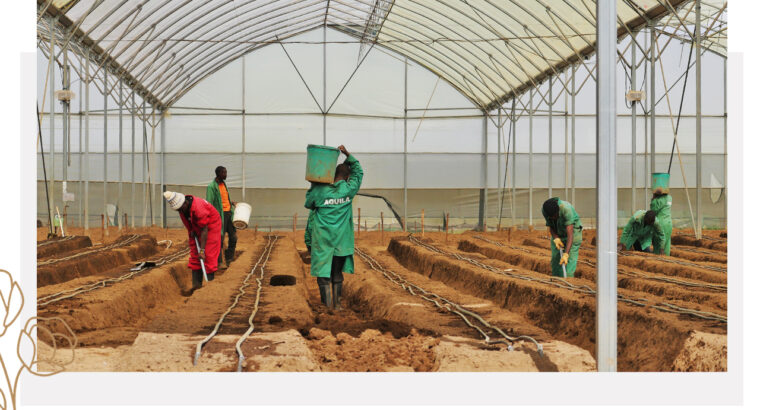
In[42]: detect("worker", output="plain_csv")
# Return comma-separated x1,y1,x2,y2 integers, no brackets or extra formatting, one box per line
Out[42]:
618,210,666,254
164,191,222,291
206,166,237,267
650,191,673,255
304,145,363,310
541,197,582,277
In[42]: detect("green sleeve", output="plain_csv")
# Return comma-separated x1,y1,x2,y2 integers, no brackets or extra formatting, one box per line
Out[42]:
620,217,635,248
560,204,574,229
304,210,314,247
344,155,364,198
304,185,318,210
652,219,666,251
206,182,215,203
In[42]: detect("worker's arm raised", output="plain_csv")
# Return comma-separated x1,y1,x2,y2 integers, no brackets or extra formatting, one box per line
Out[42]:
340,146,363,198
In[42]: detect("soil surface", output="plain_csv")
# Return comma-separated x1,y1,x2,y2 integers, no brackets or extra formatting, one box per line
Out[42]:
36,227,727,372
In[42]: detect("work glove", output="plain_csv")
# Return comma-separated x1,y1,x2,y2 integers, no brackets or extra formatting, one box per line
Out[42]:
553,237,564,250
560,253,569,266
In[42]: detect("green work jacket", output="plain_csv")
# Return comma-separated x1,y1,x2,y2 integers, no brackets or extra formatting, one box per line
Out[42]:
304,155,363,278
620,210,666,251
542,198,582,241
650,194,673,225
206,179,234,233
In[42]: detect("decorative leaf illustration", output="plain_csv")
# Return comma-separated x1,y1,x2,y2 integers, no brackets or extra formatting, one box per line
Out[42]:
0,270,24,336
17,317,77,377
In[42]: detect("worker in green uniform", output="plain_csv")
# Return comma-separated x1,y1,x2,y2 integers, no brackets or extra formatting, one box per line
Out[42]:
617,210,666,254
541,197,582,277
650,191,673,255
304,145,363,310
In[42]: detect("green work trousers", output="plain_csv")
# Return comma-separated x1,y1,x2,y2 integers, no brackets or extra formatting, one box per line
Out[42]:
550,228,582,277
656,222,673,256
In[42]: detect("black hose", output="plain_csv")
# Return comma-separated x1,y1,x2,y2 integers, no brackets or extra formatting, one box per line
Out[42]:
37,103,54,236
356,192,403,228
667,31,696,175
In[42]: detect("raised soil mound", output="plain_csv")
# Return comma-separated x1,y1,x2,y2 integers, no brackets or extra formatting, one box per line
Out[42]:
37,236,93,259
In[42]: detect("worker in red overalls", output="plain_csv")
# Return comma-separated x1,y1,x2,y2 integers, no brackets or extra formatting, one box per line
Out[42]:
164,191,222,291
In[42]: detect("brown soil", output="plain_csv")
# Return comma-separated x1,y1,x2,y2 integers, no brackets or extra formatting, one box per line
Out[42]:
37,235,159,287
388,236,726,371
671,235,728,252
37,236,92,259
36,227,727,372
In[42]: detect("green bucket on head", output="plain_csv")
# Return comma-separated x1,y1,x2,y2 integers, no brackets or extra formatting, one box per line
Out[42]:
652,173,670,194
306,144,341,183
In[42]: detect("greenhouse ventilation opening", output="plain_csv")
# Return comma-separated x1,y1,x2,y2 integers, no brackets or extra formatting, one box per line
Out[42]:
36,0,728,372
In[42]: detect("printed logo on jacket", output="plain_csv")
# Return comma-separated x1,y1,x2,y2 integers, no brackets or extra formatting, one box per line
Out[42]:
323,196,351,206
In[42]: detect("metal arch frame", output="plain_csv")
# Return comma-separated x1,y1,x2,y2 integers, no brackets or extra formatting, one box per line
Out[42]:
38,0,719,114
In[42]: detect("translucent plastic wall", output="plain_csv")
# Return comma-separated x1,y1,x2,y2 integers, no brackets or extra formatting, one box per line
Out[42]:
37,28,727,230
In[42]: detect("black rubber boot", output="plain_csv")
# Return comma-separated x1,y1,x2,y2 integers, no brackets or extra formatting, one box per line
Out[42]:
331,282,342,310
318,283,333,308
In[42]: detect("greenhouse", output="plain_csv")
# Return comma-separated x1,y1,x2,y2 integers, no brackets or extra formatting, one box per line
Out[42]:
35,0,728,375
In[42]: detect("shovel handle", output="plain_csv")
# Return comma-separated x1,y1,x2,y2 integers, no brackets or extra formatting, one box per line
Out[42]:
559,248,568,278
193,234,209,282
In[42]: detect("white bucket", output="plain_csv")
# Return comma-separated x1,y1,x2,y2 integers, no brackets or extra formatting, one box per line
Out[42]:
232,202,252,229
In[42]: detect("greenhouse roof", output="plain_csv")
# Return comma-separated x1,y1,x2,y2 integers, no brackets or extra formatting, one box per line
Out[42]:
37,0,726,111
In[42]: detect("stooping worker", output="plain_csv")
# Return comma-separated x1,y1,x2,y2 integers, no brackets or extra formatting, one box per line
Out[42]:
304,145,363,310
164,191,222,291
617,210,666,254
650,190,673,255
541,197,582,277
206,166,237,267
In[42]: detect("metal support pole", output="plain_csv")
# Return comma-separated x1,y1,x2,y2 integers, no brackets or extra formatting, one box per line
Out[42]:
131,92,135,229
631,33,638,213
78,63,83,227
511,99,516,226
242,56,246,201
564,71,569,200
596,0,618,372
49,36,56,229
142,100,147,227
549,78,553,198
497,108,502,228
118,79,123,230
160,111,166,228
723,55,727,226
571,65,577,205
103,69,108,235
644,28,650,203
62,52,69,190
84,52,90,233
403,57,408,231
649,23,656,202
529,89,534,226
695,0,703,238
479,114,488,231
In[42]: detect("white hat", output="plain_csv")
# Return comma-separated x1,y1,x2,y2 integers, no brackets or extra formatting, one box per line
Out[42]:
163,191,186,210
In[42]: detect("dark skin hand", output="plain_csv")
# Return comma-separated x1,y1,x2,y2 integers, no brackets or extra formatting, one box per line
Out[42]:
338,145,350,157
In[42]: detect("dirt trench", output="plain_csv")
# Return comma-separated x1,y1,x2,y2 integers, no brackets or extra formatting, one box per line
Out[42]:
666,235,727,252
37,236,93,259
37,235,159,287
388,237,726,371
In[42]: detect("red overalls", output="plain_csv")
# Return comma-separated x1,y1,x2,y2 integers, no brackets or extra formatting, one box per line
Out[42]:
179,196,222,273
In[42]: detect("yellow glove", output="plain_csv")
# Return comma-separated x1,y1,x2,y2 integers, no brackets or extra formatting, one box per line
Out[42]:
560,253,569,266
553,237,564,250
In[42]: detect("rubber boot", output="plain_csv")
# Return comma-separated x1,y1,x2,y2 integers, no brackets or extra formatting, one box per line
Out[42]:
318,284,332,308
331,282,342,310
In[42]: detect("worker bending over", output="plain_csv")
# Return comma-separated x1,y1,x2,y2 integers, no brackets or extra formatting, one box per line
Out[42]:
618,210,666,254
207,166,237,267
541,197,582,277
304,145,363,310
650,191,673,255
164,191,222,291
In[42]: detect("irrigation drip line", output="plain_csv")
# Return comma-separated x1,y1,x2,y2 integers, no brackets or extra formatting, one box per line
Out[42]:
37,103,54,236
37,234,142,266
411,235,725,323
37,235,76,247
683,233,727,243
194,235,279,367
354,247,543,355
668,29,696,175
38,247,191,307
474,235,726,293
619,251,726,273
672,245,726,256
234,236,278,372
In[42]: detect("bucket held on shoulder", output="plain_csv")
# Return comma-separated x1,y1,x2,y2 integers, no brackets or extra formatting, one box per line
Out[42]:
306,144,341,184
652,173,670,194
